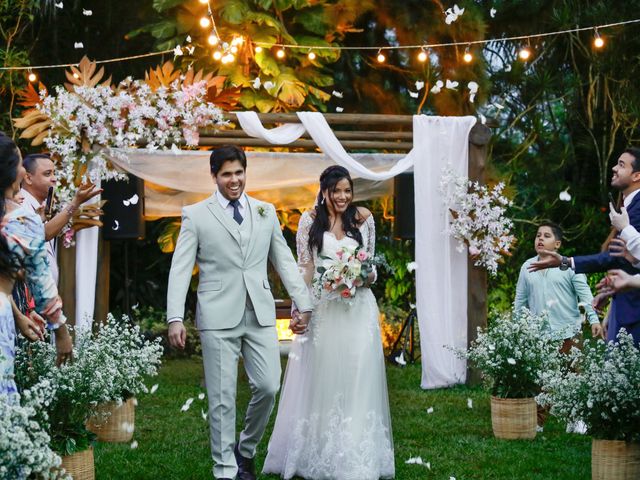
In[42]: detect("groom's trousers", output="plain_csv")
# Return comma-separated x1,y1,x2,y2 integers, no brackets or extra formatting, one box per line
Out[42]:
200,304,281,479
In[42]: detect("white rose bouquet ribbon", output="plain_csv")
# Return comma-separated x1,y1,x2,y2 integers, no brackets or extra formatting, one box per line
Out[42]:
312,245,375,301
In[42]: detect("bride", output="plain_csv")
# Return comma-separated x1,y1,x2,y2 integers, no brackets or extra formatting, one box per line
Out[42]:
263,165,395,480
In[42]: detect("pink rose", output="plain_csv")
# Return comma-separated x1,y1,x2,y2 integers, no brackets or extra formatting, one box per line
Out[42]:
341,288,351,298
357,250,368,261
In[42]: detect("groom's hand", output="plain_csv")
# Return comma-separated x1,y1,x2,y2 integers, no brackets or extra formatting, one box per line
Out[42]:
290,311,310,335
168,321,187,349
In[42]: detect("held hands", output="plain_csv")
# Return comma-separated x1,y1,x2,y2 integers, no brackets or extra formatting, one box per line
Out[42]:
168,321,187,350
290,310,310,335
609,204,630,231
527,250,562,272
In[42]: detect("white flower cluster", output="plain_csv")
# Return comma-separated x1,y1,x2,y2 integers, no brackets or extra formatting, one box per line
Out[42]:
440,169,515,275
14,314,163,454
538,330,640,441
37,79,226,244
454,309,562,398
0,381,68,480
312,246,375,302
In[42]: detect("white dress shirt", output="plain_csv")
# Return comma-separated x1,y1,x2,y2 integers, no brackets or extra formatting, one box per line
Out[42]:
215,190,248,220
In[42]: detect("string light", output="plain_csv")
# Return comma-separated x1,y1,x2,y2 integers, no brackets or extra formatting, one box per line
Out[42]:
230,45,238,54
207,34,219,46
27,71,37,82
417,48,428,62
308,51,316,60
255,46,263,53
198,0,208,3
276,48,286,59
463,45,473,63
593,29,605,49
73,72,80,79
213,51,222,61
376,50,386,63
518,45,532,61
199,17,211,28
221,53,235,64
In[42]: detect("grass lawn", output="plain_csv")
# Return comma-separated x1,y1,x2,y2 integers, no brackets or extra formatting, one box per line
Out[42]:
94,357,590,479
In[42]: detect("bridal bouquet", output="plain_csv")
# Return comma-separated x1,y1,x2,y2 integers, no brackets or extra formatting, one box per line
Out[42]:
313,245,375,302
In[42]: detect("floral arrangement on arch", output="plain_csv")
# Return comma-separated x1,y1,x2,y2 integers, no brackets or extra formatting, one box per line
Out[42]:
538,330,640,441
439,168,515,275
453,309,563,398
14,57,237,246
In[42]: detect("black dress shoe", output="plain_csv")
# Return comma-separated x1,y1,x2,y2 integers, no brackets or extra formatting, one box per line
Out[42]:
234,443,256,480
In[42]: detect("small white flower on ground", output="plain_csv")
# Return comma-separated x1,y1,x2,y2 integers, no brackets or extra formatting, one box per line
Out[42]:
74,42,84,49
406,261,418,272
415,81,425,91
559,189,571,202
332,90,343,98
426,407,434,414
450,477,457,480
263,81,275,90
336,107,344,112
198,393,206,400
536,425,544,433
174,45,183,56
507,358,516,365
201,409,208,421
409,91,419,98
490,8,497,17
405,456,424,465
130,440,138,449
445,79,459,90
467,398,473,409
82,8,92,15
150,384,159,394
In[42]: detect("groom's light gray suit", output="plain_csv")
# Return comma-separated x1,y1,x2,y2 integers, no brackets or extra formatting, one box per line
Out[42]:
167,192,312,479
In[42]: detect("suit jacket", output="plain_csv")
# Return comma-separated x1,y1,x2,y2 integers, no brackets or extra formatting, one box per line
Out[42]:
573,192,640,329
166,194,312,330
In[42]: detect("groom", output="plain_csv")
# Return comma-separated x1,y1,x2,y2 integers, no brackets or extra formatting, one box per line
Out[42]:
167,145,312,480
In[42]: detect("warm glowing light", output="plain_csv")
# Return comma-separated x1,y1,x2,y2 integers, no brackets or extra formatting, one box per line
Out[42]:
199,17,211,28
213,51,222,61
255,46,263,53
231,36,244,46
207,35,219,46
417,50,428,62
276,48,285,59
276,319,295,341
463,52,473,63
594,35,605,49
27,72,37,83
230,45,238,54
376,52,386,63
198,0,208,4
73,72,80,79
308,51,316,60
518,47,531,61
221,54,235,64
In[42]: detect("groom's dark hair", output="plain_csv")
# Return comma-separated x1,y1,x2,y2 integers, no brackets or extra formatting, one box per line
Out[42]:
210,145,247,175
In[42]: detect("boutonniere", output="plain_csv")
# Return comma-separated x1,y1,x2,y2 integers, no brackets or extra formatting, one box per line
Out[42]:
257,205,267,218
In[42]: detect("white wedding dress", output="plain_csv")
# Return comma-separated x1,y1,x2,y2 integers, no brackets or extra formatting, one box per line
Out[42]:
263,211,395,480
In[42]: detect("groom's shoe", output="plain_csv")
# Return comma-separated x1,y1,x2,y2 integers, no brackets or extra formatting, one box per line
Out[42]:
234,443,257,480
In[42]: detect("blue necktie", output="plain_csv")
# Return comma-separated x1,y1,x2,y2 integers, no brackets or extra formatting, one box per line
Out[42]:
230,199,243,225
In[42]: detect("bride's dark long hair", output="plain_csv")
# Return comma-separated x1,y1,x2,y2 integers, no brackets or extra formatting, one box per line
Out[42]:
0,132,22,280
308,165,363,254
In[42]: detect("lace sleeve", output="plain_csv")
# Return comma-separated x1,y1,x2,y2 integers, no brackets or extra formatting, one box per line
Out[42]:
296,210,315,287
363,215,376,256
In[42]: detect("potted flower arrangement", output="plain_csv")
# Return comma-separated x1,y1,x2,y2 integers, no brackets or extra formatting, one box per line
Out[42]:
456,309,562,439
85,314,163,442
0,376,68,479
539,331,640,479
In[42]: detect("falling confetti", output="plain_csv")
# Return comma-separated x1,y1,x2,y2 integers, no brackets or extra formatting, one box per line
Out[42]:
150,384,159,394
478,113,487,125
82,8,92,15
74,42,84,49
120,422,135,434
332,90,343,98
122,193,139,207
185,45,195,55
415,80,425,91
405,457,424,465
468,81,479,103
186,35,192,43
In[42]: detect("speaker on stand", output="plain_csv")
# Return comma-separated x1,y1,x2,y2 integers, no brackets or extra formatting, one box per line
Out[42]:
388,172,419,365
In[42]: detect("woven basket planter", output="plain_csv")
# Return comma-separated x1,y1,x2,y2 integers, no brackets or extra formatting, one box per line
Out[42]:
592,439,640,479
61,446,95,480
86,397,136,443
490,396,537,439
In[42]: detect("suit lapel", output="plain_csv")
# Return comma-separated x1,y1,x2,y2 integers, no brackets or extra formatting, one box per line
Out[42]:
206,195,242,248
244,197,260,261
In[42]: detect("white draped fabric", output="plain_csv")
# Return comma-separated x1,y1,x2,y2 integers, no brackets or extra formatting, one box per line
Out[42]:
414,116,476,389
77,112,475,386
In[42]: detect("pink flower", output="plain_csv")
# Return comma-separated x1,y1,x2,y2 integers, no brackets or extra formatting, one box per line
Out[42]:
336,250,343,259
183,128,200,146
341,288,351,298
469,246,480,256
357,250,369,261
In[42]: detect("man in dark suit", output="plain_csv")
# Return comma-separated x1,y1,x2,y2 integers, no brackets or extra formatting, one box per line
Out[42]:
529,148,640,345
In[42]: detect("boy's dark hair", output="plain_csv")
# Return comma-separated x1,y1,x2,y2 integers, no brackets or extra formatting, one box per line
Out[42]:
538,221,563,242
624,147,640,173
209,145,246,175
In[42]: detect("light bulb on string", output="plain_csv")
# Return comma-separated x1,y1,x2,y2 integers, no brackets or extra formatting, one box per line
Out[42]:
230,45,238,54
417,48,428,63
276,48,286,59
199,17,211,28
231,37,244,46
213,51,222,61
518,45,532,61
593,30,605,49
376,50,386,63
198,0,208,4
221,54,235,64
308,51,316,61
27,71,37,83
463,45,473,63
73,72,80,79
207,34,219,46
255,45,263,53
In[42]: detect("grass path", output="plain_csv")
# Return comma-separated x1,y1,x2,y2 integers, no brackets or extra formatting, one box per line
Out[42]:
95,358,590,479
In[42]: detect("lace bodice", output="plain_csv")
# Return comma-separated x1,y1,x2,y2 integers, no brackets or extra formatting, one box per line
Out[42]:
295,210,376,287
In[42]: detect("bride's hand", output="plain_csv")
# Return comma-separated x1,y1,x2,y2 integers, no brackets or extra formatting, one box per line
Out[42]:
290,311,310,334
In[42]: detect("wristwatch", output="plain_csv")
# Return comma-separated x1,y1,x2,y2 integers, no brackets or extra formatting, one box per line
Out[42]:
559,255,570,271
